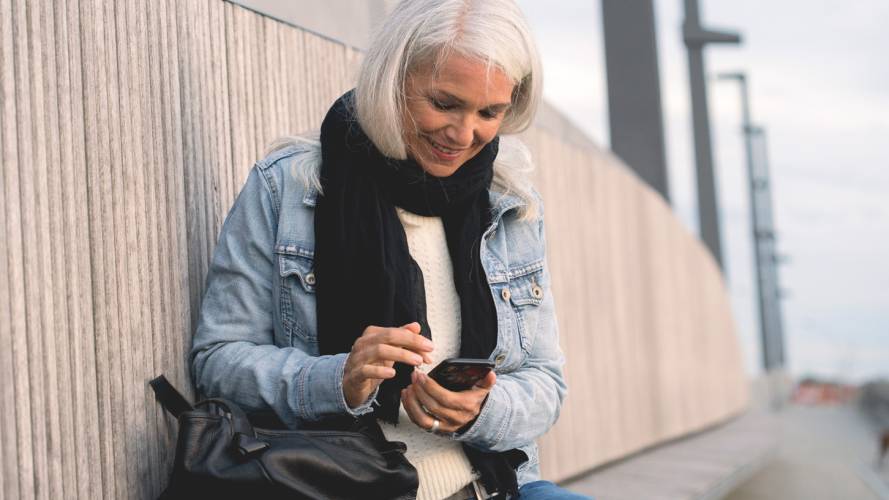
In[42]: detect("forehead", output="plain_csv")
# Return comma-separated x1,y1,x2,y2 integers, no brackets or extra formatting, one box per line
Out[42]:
410,52,514,104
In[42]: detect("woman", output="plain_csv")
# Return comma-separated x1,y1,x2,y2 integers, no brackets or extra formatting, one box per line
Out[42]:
190,1,586,498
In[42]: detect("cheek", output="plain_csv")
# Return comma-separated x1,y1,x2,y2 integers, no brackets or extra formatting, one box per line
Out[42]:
410,107,448,133
476,121,503,143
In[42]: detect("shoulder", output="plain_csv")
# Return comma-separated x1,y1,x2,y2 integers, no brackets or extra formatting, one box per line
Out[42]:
254,133,324,209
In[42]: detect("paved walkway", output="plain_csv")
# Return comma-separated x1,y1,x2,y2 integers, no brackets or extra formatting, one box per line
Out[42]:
725,403,889,500
561,412,778,500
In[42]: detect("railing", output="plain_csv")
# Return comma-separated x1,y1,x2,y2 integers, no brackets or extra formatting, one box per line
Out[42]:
0,0,747,498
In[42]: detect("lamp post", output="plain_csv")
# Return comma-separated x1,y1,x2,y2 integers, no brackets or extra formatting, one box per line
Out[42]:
683,0,741,269
601,0,670,201
717,72,788,407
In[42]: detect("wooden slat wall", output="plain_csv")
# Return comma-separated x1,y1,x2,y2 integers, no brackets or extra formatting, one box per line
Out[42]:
524,126,748,480
0,1,747,498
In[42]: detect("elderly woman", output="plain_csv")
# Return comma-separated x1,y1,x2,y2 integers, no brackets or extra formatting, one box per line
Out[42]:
190,1,586,498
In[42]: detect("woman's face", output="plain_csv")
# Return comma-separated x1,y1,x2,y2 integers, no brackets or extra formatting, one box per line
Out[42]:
402,53,515,177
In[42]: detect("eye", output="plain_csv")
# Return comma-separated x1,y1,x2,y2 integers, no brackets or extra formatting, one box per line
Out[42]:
430,97,457,111
479,108,501,120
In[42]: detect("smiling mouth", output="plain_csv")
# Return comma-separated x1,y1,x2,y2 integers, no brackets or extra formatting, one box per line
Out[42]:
431,142,459,154
425,136,467,157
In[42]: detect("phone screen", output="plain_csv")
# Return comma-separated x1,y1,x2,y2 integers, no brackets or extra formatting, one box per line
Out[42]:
428,358,494,391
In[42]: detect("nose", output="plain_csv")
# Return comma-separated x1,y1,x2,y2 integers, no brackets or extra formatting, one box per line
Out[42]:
443,115,476,148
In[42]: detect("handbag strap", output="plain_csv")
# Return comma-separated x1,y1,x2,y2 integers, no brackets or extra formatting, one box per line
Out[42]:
197,398,256,436
150,375,268,457
149,375,194,418
149,376,255,435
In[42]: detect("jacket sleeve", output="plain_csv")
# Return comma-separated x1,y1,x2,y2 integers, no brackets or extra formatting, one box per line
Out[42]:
189,165,374,428
454,209,568,452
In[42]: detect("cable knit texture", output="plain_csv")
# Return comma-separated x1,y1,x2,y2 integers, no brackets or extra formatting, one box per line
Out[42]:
379,208,476,500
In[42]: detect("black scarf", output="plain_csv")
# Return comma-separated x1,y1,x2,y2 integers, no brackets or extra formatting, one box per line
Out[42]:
316,91,524,497
315,90,499,422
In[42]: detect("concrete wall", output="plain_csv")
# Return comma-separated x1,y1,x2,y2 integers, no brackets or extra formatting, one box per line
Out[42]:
0,0,747,498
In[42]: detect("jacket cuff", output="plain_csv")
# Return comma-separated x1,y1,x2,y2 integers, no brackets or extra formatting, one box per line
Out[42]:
341,353,379,416
453,384,510,449
299,352,376,418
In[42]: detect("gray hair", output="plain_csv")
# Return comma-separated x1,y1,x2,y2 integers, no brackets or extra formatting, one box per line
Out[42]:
355,0,543,160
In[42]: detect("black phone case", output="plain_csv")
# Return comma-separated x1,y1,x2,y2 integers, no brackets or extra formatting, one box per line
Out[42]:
428,358,495,391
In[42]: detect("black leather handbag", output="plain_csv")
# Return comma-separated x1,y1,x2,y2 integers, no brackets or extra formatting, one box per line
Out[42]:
150,375,419,500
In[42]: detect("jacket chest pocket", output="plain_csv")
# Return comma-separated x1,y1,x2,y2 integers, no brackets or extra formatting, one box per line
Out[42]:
275,244,318,347
504,260,546,354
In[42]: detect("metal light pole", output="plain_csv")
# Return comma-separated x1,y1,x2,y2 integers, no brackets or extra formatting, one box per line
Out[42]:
750,125,787,372
683,0,740,270
717,72,787,380
601,0,670,201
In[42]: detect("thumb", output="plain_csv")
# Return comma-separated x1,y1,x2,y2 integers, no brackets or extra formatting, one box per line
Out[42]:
401,322,422,335
474,370,497,390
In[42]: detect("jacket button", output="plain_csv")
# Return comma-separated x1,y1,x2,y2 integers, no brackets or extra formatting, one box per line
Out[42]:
494,353,506,366
501,288,511,301
531,285,544,299
305,272,316,285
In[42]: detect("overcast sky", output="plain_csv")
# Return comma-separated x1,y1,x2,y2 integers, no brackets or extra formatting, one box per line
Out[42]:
516,0,889,382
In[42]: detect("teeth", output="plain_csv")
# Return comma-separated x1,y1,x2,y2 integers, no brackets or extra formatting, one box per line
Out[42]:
430,139,458,155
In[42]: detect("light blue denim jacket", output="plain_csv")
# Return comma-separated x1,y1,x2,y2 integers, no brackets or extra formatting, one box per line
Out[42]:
190,138,567,486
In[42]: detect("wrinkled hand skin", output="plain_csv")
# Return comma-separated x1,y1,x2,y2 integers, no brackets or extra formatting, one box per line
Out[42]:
402,369,496,433
343,322,434,409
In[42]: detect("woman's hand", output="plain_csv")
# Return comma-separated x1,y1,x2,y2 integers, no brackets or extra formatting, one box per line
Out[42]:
343,322,434,409
401,369,496,434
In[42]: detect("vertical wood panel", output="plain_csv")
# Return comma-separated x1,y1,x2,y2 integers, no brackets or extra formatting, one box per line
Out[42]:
35,0,76,495
160,0,193,398
0,1,748,495
103,1,136,495
225,2,249,185
179,0,206,333
210,0,235,224
145,0,177,488
80,0,121,496
0,0,21,496
51,0,90,495
113,0,145,495
136,0,164,492
60,0,105,495
11,0,41,496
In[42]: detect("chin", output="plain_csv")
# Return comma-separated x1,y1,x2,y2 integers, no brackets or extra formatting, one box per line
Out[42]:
414,148,470,177
419,161,462,178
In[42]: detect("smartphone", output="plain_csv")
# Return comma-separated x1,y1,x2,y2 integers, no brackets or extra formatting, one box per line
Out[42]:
427,358,495,392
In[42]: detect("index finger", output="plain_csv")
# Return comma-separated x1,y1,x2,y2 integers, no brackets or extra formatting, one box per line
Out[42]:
378,327,434,353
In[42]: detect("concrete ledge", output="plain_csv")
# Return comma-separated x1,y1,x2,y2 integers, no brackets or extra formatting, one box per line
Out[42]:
562,412,779,500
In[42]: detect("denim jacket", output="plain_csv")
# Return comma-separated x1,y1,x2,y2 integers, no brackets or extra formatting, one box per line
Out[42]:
189,137,567,486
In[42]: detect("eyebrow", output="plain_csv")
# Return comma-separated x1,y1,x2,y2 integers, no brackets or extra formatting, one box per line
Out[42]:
433,90,512,112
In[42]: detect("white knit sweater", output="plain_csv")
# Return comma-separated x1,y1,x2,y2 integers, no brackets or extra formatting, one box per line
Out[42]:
378,208,476,500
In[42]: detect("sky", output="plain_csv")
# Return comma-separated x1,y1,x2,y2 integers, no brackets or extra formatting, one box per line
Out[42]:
516,0,889,383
